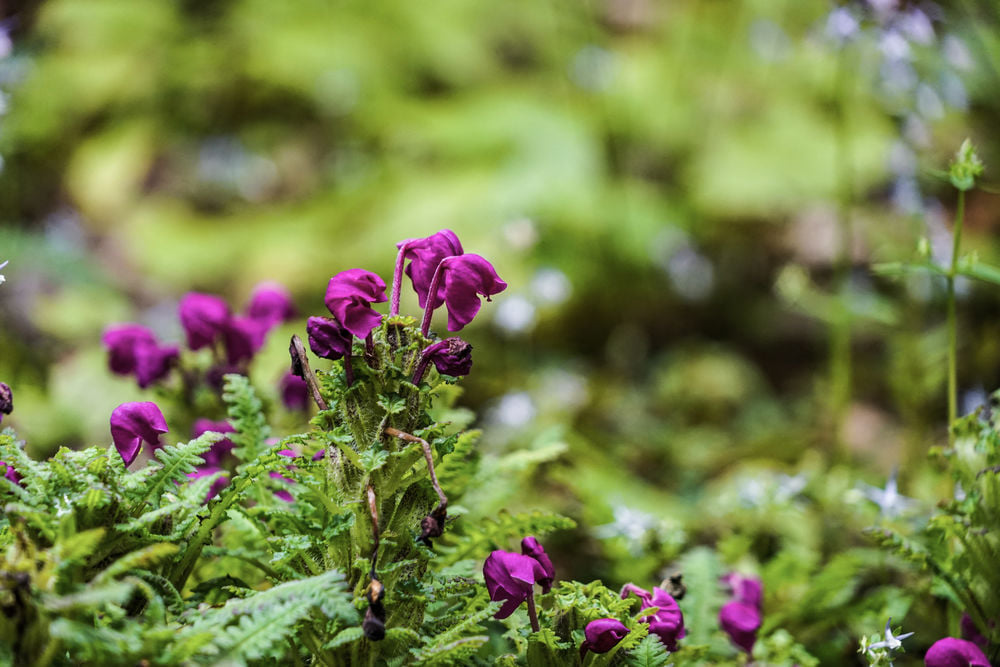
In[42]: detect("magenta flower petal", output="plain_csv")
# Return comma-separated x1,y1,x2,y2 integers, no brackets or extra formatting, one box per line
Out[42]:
134,341,179,388
398,229,464,309
483,550,546,619
622,584,686,651
722,573,763,610
179,293,230,350
719,601,760,653
110,402,169,467
307,316,353,360
191,419,236,467
520,536,555,594
279,372,309,411
223,315,267,364
324,269,387,339
0,460,22,485
441,254,507,331
247,282,296,329
924,638,990,667
581,618,630,657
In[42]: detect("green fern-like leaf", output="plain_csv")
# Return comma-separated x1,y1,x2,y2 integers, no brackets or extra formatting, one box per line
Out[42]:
623,634,672,667
127,433,219,510
439,510,576,564
224,373,272,463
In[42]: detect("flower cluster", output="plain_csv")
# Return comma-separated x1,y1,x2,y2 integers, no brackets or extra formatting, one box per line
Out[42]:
620,582,686,650
718,573,763,653
104,283,296,390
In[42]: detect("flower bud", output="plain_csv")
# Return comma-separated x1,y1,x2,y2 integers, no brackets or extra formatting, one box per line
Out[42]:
0,382,12,423
580,618,629,657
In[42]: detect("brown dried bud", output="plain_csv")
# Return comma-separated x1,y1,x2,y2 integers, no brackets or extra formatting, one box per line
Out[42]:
664,573,686,600
288,336,307,378
362,603,386,641
0,382,11,416
418,505,447,546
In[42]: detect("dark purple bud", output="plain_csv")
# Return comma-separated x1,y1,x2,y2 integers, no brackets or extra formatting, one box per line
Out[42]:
580,618,630,657
187,466,229,502
721,573,762,610
621,584,686,651
924,638,990,667
191,419,236,467
520,536,555,594
110,402,169,467
306,316,353,360
434,255,507,332
0,460,22,486
397,230,464,309
179,293,230,350
312,449,326,461
483,550,545,619
362,603,387,641
134,342,179,389
279,372,310,411
247,282,296,329
719,601,760,654
206,364,243,392
960,613,989,650
417,505,448,545
324,269,387,339
0,382,11,424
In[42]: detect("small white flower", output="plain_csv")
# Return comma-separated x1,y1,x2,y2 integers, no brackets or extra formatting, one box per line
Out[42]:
867,618,914,653
0,259,7,284
859,468,916,518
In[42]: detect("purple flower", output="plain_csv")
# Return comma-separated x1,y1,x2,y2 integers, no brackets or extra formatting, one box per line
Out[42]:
270,449,298,502
719,601,761,653
187,466,229,502
924,638,990,667
324,269,387,339
0,381,11,424
412,338,473,384
191,419,236,467
110,402,169,467
483,550,546,619
247,282,296,329
307,316,353,360
397,230,464,309
0,460,21,485
179,293,230,350
721,573,763,610
580,618,630,657
102,324,178,388
428,254,507,332
621,584,686,651
961,614,989,650
222,315,266,364
280,372,309,411
520,536,555,594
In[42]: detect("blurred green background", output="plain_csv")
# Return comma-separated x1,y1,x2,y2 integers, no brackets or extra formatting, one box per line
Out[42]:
1,0,1000,660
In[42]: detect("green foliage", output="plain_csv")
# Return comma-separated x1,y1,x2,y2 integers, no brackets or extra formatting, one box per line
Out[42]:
623,634,672,667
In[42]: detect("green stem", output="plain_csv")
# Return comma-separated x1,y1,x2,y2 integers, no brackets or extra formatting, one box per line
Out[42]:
947,190,965,444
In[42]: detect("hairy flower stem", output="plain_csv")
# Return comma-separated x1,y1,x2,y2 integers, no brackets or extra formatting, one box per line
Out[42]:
525,589,540,633
420,258,451,337
384,427,447,510
288,335,328,411
390,243,409,317
344,353,355,387
946,190,966,445
367,482,380,573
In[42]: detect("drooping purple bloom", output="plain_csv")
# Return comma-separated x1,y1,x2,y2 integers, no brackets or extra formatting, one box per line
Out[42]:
187,466,229,502
110,402,169,467
324,269,387,339
960,614,989,650
719,601,761,653
0,382,11,424
580,618,630,657
721,573,763,610
191,419,236,467
179,292,230,350
307,316,353,360
222,315,267,364
280,372,310,411
247,282,296,329
430,254,507,332
102,324,178,388
924,638,990,667
621,584,686,651
412,338,473,384
520,536,555,594
0,460,21,485
483,550,546,619
397,230,464,309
